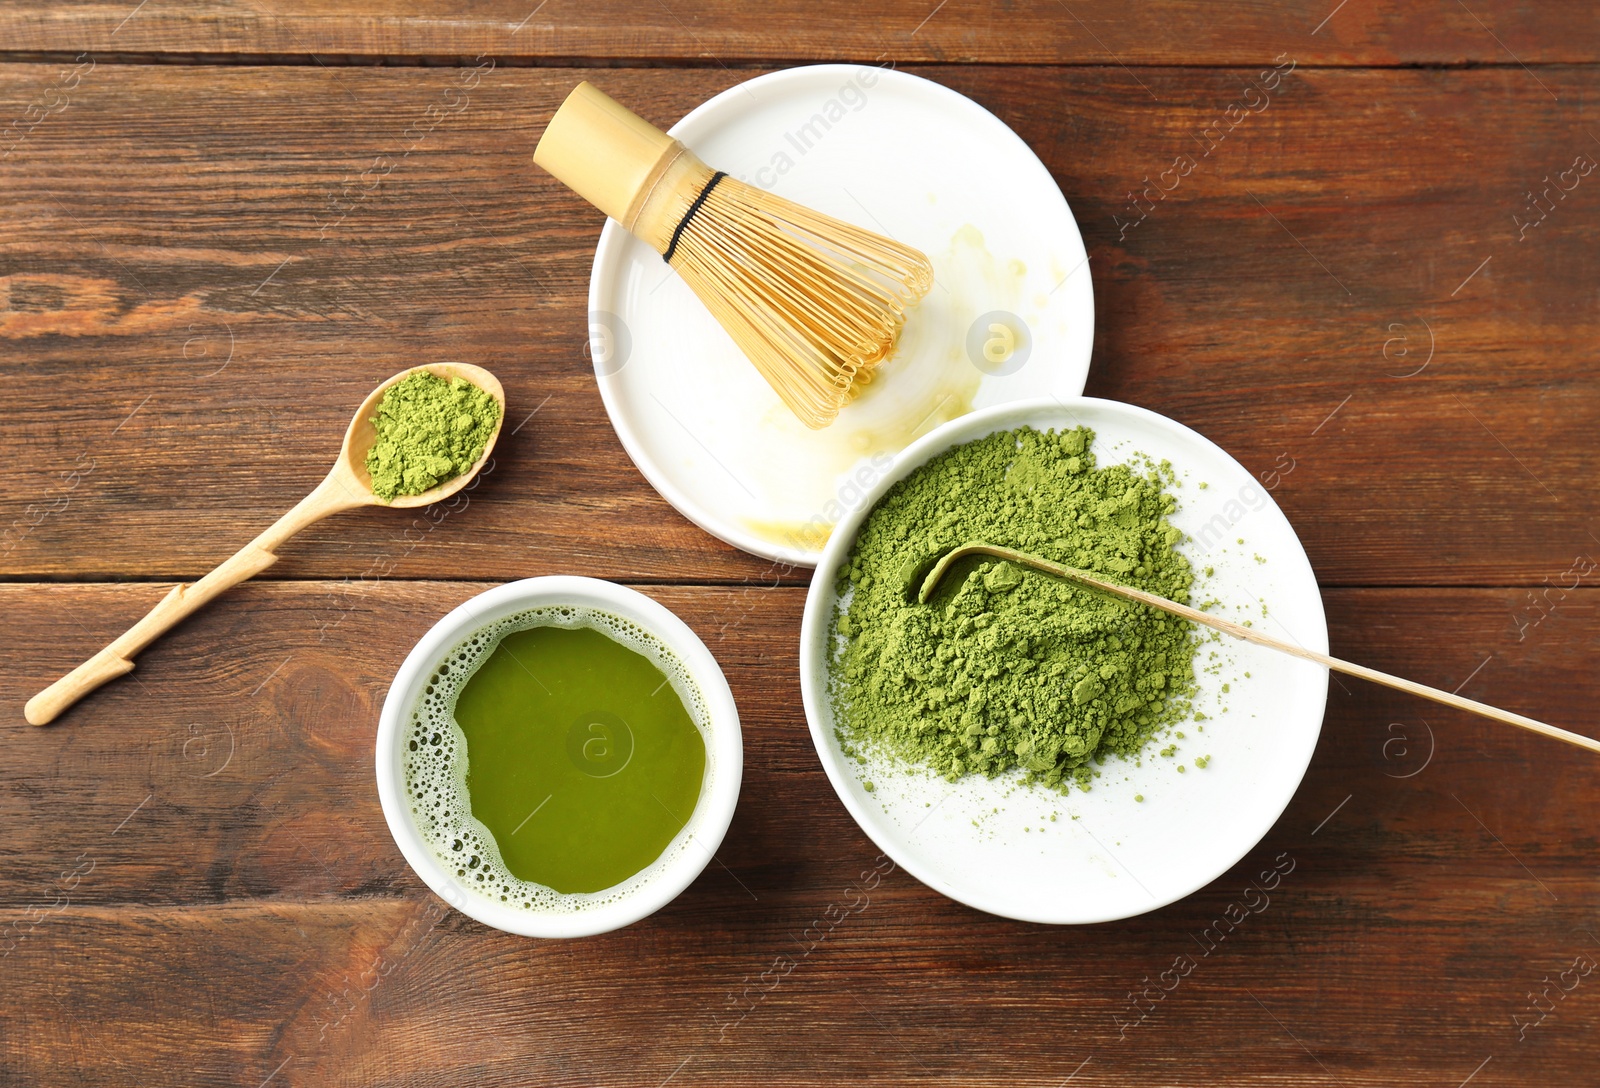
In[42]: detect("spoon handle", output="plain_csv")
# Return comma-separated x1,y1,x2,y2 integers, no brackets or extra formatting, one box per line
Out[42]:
951,545,1600,755
24,473,364,726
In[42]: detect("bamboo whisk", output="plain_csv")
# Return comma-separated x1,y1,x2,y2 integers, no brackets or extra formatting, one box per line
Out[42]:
534,81,934,429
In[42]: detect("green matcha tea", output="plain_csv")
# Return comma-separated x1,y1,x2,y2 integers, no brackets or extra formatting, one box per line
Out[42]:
829,424,1199,793
403,608,708,906
365,371,500,503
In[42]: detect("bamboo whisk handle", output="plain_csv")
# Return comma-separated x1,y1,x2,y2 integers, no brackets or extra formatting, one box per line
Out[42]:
534,82,676,225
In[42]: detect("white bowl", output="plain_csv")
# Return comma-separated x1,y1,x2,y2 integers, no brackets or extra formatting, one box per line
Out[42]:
376,576,743,937
800,398,1328,924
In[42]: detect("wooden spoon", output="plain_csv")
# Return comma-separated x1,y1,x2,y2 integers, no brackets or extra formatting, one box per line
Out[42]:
914,541,1600,755
24,362,506,726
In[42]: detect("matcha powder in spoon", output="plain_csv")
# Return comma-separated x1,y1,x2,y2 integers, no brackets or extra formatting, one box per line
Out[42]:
365,371,501,502
829,425,1199,792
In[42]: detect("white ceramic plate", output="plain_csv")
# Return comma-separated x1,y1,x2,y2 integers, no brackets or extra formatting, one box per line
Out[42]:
800,399,1328,924
589,65,1094,566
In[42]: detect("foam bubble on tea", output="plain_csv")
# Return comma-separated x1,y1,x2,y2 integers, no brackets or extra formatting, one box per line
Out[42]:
403,606,709,909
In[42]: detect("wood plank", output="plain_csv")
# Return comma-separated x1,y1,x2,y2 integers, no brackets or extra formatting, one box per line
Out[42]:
3,581,1598,1083
0,1,1597,66
8,582,1596,898
5,890,1599,1086
2,64,1598,585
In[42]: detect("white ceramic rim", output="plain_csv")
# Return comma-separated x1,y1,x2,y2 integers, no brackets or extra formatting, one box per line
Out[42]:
589,63,1091,568
375,576,743,938
799,398,1328,923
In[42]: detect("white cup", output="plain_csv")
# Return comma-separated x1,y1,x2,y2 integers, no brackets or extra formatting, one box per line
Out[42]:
375,576,743,937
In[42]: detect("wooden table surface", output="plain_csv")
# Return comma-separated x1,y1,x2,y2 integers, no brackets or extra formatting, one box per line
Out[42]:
5,4,1598,1085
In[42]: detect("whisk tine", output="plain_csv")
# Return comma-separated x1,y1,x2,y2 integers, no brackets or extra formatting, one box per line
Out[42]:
534,81,934,429
738,187,934,296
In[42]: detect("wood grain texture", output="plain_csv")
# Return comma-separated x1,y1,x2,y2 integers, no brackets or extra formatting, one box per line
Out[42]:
2,63,1598,585
6,21,1599,1085
3,581,1597,1085
0,1,1598,65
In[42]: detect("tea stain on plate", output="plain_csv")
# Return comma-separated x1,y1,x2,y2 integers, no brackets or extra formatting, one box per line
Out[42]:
739,224,1034,552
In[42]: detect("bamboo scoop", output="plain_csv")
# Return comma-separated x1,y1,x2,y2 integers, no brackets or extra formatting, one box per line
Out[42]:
24,362,505,727
913,542,1600,755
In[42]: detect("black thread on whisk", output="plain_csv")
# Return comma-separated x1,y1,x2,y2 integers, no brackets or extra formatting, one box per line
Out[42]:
662,171,727,264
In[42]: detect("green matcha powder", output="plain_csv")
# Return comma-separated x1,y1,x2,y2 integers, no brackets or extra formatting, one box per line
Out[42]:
829,425,1199,792
365,372,500,502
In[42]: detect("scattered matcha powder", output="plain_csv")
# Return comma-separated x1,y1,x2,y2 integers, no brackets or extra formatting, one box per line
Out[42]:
828,425,1199,793
365,372,500,503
